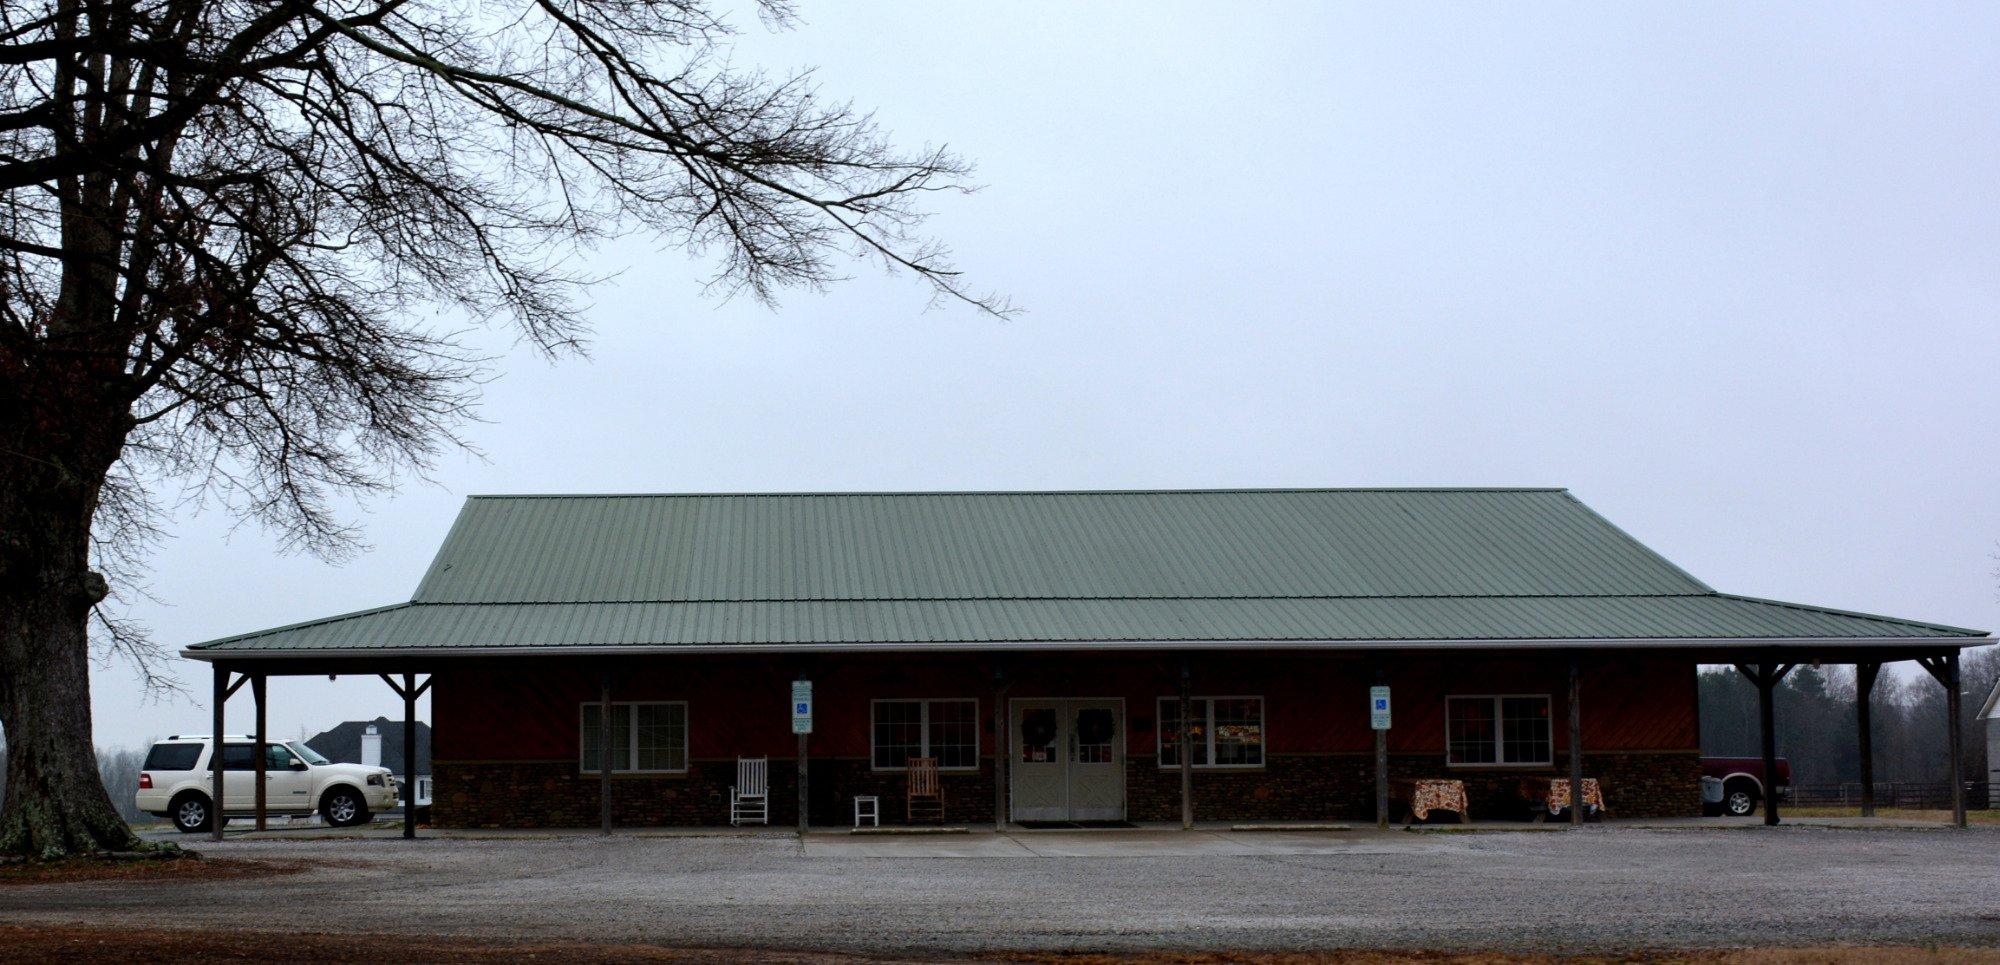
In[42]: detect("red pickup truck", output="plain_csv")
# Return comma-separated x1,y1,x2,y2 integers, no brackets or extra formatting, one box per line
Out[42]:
1701,756,1792,816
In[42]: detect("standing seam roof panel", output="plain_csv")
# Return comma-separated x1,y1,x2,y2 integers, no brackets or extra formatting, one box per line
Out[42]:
409,490,1713,604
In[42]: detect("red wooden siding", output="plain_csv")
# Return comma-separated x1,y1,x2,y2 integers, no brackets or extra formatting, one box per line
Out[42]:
433,651,1698,765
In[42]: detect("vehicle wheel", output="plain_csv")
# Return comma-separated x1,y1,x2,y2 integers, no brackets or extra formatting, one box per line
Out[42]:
171,792,213,833
321,787,372,828
1722,780,1760,817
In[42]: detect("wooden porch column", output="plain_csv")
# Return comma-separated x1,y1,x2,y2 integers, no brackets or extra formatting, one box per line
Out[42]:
402,674,419,839
1855,662,1880,817
253,674,268,832
1567,654,1584,826
1734,658,1795,826
992,665,1008,832
1757,664,1780,826
211,664,227,842
1917,653,1968,828
381,673,432,839
1946,652,1966,829
600,668,614,835
1178,659,1193,830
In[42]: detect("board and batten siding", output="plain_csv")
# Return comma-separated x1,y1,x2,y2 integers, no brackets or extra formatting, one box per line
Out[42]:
426,651,1700,827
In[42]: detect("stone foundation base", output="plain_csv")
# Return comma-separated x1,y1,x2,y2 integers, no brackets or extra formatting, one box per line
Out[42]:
434,751,1700,828
432,758,995,829
1131,751,1700,821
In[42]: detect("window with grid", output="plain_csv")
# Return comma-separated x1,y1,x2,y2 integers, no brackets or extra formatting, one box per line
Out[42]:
579,701,688,773
871,699,979,770
1446,695,1551,766
1157,696,1264,768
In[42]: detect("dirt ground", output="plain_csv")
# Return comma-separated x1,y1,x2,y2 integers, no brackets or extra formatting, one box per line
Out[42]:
0,926,1996,964
0,857,306,887
2,827,1998,957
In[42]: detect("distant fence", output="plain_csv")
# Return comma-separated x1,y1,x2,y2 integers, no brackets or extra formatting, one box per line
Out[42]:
1788,782,1992,811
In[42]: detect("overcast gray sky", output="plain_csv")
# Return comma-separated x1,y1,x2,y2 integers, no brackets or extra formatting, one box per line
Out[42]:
88,2,2000,750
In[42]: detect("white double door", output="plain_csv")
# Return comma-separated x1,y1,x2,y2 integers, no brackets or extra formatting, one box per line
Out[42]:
1009,699,1125,822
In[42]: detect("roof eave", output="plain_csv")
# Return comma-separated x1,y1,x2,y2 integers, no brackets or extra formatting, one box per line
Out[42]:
180,634,1995,662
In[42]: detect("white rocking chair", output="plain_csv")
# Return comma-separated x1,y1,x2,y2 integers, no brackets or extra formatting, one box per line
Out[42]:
730,757,769,826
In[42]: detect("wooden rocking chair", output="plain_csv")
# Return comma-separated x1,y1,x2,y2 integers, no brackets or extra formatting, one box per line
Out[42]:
730,757,768,826
905,756,945,824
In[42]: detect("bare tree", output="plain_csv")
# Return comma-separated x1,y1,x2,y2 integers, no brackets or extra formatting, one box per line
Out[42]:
0,0,1002,857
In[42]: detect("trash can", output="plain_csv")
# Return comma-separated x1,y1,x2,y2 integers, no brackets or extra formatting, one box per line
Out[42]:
1700,776,1724,815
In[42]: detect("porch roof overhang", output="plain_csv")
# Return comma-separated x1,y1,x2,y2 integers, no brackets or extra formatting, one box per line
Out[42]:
181,593,1992,668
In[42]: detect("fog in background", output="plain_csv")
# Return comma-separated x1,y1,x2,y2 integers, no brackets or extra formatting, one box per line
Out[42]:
76,4,2000,752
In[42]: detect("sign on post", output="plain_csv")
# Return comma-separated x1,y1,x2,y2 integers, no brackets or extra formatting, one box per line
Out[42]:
791,679,813,735
1369,685,1392,730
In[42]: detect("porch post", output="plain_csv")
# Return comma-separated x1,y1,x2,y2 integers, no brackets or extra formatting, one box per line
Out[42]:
1178,659,1193,830
600,667,614,835
1944,652,1966,828
1944,656,1960,828
253,674,268,832
402,673,419,840
992,665,1008,832
1915,653,1968,829
1567,653,1584,826
210,664,227,842
1856,662,1879,817
1758,663,1778,826
1734,658,1792,826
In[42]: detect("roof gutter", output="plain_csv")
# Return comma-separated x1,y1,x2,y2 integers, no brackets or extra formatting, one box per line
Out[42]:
180,635,1995,662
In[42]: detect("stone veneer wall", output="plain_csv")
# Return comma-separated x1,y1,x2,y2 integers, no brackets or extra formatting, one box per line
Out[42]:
435,751,1697,828
432,758,996,829
1131,751,1700,821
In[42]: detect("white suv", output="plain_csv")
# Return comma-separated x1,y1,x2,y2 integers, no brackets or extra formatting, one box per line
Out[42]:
136,734,399,833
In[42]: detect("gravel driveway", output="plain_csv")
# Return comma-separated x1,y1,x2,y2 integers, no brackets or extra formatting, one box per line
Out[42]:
5,827,1999,955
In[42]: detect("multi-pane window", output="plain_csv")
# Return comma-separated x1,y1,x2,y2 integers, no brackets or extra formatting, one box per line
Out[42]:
1157,696,1265,768
1446,695,1552,766
871,699,979,770
579,701,688,773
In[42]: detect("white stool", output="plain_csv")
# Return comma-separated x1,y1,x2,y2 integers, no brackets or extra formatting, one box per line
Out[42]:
853,794,880,828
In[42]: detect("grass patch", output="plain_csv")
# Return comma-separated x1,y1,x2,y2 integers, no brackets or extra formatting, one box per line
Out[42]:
1781,807,2000,826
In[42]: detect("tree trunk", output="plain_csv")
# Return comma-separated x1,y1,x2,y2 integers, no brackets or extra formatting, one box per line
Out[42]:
0,592,143,857
0,131,152,856
0,361,144,858
0,508,143,856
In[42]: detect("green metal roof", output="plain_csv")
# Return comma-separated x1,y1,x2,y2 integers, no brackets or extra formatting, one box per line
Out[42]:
410,490,1709,603
185,489,1988,658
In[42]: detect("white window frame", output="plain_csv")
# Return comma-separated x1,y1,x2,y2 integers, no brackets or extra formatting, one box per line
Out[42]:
577,700,689,774
869,698,980,772
1444,693,1554,768
1155,695,1266,770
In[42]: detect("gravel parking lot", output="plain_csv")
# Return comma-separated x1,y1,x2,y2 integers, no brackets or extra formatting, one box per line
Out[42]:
4,826,1999,956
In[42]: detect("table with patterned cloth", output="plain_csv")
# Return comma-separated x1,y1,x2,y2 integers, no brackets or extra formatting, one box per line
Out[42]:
1520,777,1604,820
1391,778,1469,824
